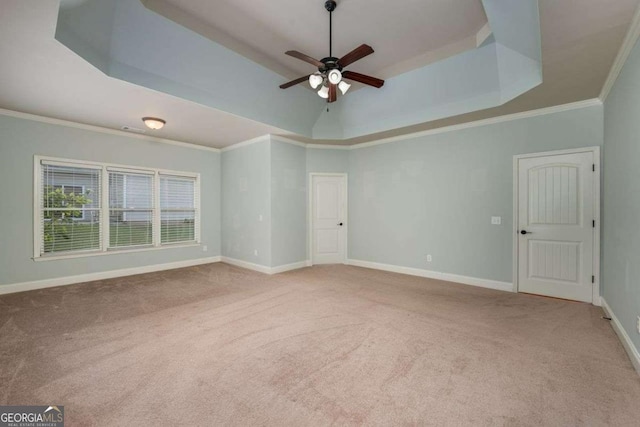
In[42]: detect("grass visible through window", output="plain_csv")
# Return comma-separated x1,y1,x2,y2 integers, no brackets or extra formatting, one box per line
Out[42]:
43,222,195,253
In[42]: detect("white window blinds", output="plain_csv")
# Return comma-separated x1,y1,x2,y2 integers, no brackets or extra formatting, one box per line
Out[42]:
41,162,101,255
160,175,197,244
108,170,154,248
36,157,200,258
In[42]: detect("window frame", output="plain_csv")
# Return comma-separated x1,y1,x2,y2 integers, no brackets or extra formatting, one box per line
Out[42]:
34,155,201,261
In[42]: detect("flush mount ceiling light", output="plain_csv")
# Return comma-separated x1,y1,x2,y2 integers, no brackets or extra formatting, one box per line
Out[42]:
279,0,384,103
142,117,166,130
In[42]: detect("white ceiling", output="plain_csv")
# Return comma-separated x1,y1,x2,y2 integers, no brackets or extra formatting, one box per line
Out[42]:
1,0,639,149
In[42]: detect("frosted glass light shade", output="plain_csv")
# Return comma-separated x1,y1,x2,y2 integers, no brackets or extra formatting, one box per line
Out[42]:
338,81,351,95
317,85,329,99
309,73,323,89
328,69,342,84
142,117,166,130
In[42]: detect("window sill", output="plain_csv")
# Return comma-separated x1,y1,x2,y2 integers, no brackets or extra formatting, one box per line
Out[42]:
33,242,201,262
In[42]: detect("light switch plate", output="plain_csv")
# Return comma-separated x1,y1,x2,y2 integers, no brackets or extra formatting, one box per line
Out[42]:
491,216,502,225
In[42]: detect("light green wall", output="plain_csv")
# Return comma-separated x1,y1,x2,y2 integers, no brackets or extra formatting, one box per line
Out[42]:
603,39,640,353
222,105,604,278
221,141,350,268
221,140,271,266
271,140,306,267
348,105,604,283
0,114,220,286
306,148,349,174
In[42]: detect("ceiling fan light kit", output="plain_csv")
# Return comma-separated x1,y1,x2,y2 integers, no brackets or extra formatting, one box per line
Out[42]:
279,0,384,103
318,85,330,99
328,69,342,84
309,73,323,89
338,80,351,95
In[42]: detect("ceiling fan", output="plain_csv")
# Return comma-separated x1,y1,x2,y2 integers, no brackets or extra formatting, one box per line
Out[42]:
279,0,384,103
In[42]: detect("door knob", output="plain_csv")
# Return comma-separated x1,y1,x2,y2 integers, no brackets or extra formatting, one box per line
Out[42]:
338,222,343,226
520,230,531,235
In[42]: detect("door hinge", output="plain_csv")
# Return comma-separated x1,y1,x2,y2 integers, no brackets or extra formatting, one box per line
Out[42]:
593,220,595,228
592,164,595,172
592,275,595,283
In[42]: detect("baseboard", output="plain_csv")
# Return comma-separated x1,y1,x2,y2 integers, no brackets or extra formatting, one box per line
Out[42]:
220,257,309,275
601,298,640,376
270,260,310,274
346,259,514,293
220,257,271,274
0,256,222,296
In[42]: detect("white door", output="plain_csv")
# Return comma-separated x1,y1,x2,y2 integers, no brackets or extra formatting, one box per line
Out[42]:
517,151,595,302
311,175,346,264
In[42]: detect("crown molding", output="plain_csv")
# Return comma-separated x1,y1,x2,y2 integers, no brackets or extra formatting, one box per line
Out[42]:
221,98,602,152
599,3,640,101
4,97,602,155
0,108,221,152
348,98,602,150
220,134,270,152
221,134,308,152
270,135,308,148
306,144,351,150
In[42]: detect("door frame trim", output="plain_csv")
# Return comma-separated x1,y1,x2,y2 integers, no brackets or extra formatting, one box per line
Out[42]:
512,146,601,305
308,173,348,266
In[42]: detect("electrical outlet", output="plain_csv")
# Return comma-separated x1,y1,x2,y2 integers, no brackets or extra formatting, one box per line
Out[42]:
202,245,208,252
254,249,259,256
258,214,263,222
426,254,432,263
637,316,640,334
491,216,502,225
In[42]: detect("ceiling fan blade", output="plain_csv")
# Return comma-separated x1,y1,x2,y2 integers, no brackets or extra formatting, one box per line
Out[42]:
279,75,311,89
329,83,337,103
338,44,374,68
342,71,384,88
285,50,324,68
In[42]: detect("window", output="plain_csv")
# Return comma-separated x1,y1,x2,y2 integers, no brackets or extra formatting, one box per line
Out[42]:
35,157,200,259
160,175,197,244
109,170,154,248
41,163,101,254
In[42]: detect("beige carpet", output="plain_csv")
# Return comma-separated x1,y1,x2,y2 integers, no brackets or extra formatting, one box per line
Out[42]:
1,263,639,426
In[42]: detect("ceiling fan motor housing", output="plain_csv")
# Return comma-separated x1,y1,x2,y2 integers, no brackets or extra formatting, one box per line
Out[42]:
320,57,341,73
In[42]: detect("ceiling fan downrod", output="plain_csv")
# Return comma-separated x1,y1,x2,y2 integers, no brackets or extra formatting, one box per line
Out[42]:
326,0,337,58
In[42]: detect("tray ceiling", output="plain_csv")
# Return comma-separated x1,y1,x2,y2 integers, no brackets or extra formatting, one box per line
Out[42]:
0,0,638,148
